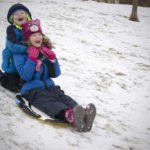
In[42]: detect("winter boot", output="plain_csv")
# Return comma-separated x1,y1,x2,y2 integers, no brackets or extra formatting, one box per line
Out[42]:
64,105,85,132
84,103,96,131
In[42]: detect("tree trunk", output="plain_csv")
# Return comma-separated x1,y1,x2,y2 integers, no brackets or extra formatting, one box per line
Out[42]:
129,0,139,22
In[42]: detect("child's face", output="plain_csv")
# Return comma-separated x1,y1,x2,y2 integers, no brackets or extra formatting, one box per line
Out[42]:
13,10,28,26
29,32,43,47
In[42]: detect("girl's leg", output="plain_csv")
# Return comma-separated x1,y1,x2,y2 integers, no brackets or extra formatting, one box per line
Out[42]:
23,88,70,118
48,86,78,108
50,86,96,131
23,86,96,132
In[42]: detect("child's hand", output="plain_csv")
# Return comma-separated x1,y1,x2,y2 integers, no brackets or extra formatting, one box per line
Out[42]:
40,46,56,61
28,46,40,62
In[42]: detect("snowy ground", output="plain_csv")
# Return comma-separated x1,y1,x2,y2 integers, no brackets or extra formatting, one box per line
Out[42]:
0,0,150,150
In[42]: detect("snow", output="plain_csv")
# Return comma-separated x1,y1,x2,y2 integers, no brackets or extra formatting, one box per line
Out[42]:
0,0,150,150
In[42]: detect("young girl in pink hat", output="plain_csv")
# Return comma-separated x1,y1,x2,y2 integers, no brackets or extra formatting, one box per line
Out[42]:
13,19,96,132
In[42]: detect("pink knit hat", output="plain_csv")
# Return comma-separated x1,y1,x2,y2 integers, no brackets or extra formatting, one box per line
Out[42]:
21,19,42,42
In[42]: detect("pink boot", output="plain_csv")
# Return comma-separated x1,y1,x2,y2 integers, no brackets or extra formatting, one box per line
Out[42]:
64,105,85,132
84,103,96,131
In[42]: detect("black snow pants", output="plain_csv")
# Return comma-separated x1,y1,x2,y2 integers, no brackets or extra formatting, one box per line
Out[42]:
22,85,78,119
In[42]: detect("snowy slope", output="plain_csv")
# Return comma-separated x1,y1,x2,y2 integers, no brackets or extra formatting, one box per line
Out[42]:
0,0,150,150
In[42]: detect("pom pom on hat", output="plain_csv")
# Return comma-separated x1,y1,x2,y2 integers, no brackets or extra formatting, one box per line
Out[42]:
21,19,43,42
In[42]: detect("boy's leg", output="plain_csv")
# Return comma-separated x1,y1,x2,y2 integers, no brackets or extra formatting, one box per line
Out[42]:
0,70,4,83
0,72,20,92
0,70,3,78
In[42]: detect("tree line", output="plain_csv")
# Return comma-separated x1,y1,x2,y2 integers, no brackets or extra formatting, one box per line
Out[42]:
82,0,150,7
82,0,141,22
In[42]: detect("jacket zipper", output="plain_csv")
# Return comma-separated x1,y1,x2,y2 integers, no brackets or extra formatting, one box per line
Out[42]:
41,63,48,89
8,56,12,67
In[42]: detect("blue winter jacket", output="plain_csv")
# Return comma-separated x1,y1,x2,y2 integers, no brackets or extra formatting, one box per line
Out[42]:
13,53,61,96
2,25,28,73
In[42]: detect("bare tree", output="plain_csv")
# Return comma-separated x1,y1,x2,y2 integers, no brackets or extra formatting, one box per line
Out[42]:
129,0,139,22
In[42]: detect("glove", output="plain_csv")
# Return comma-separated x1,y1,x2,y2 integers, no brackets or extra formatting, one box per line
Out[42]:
40,46,56,61
28,46,40,62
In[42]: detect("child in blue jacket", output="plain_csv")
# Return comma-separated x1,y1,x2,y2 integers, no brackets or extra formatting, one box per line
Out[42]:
13,19,96,132
0,3,32,92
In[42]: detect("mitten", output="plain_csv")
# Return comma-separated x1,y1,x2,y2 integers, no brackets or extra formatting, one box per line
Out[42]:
40,46,56,61
28,46,40,62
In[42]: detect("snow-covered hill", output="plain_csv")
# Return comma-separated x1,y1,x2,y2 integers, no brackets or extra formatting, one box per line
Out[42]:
0,0,150,150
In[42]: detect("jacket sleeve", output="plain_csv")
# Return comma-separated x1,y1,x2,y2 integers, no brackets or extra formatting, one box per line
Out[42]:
6,25,28,54
13,54,37,81
46,59,61,78
1,47,17,73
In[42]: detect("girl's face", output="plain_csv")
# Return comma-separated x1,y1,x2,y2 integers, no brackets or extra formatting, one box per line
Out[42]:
29,32,43,47
13,10,28,26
